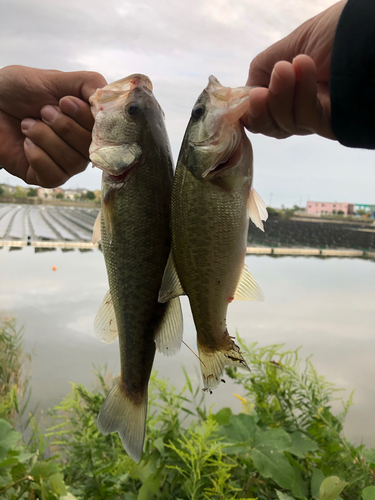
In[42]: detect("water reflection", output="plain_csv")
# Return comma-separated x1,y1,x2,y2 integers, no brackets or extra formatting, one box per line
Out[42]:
0,247,374,446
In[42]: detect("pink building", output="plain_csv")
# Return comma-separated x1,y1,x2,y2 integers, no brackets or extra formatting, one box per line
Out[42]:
306,201,354,216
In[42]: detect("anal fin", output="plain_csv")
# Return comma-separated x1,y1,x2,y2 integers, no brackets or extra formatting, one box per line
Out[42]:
154,297,183,356
234,264,264,301
158,252,185,303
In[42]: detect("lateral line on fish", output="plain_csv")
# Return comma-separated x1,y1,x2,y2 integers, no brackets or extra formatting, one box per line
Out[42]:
182,340,206,368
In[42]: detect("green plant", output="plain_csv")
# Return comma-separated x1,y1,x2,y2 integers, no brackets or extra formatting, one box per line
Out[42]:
0,316,75,500
2,316,375,500
13,186,27,199
85,191,96,200
0,316,31,424
223,339,375,499
27,188,38,197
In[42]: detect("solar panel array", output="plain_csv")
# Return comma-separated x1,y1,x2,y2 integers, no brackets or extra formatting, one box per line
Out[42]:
248,216,375,251
0,204,99,243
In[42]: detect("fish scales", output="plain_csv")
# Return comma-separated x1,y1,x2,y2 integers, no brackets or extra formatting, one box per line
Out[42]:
171,162,248,350
101,157,171,400
90,74,182,463
159,75,267,393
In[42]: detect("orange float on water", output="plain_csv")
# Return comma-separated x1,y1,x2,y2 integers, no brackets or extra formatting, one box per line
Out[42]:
52,266,57,271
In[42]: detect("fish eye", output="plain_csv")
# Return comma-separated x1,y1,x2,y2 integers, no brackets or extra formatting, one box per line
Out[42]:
191,104,205,120
127,102,140,116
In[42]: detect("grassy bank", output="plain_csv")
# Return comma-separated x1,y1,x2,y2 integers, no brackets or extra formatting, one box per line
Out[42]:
1,317,375,500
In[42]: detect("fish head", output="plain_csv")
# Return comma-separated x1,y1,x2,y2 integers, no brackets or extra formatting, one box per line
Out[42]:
184,75,253,188
89,74,164,183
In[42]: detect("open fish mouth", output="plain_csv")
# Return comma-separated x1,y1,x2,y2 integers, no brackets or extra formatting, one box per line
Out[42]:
107,168,133,183
200,128,242,178
104,161,139,183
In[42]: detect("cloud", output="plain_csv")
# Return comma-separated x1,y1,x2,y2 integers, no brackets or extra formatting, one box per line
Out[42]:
2,0,373,207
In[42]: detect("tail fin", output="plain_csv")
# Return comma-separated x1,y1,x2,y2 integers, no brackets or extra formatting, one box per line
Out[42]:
97,377,147,463
197,337,250,393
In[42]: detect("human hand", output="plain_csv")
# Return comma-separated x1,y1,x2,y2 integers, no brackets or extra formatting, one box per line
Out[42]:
242,0,346,140
0,65,107,187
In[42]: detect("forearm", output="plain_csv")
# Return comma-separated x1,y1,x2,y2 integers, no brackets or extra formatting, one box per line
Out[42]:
330,0,375,149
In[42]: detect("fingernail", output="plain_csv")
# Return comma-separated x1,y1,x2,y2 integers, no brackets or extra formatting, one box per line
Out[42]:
270,67,284,95
41,105,59,123
60,97,78,116
21,118,36,132
24,137,36,148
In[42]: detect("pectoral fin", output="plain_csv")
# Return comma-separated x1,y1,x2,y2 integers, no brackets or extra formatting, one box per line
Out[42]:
158,252,185,303
233,264,264,302
92,210,102,245
102,189,116,244
247,187,268,232
154,297,183,356
94,289,118,344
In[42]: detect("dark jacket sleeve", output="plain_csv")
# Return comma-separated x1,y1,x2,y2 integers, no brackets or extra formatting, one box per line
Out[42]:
330,0,375,149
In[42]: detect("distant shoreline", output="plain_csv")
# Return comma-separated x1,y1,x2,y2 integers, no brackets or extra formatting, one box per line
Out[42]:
0,197,100,208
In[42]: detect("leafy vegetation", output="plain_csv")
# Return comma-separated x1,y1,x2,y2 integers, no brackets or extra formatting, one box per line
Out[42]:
84,191,96,201
27,188,38,197
1,318,375,499
265,206,304,220
13,186,28,199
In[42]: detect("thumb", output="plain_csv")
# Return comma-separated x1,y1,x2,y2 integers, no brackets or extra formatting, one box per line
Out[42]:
247,35,302,87
49,70,107,103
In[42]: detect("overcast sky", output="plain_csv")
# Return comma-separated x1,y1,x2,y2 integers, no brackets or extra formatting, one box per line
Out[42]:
0,0,373,208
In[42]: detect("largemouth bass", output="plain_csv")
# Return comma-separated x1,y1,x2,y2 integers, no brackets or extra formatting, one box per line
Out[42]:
89,74,182,463
159,75,267,393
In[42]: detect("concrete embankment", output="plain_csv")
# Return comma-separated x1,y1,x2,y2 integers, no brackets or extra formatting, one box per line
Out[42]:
248,215,375,257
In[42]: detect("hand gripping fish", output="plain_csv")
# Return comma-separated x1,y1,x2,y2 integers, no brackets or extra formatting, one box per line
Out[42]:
159,76,267,393
89,75,183,463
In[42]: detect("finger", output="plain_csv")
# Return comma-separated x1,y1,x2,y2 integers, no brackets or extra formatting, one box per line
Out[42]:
38,104,92,159
59,96,95,130
0,110,29,180
21,119,89,180
293,55,335,139
242,87,291,139
23,137,69,188
268,61,307,135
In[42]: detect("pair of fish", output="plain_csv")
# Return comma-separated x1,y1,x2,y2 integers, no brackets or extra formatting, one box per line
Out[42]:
88,74,267,463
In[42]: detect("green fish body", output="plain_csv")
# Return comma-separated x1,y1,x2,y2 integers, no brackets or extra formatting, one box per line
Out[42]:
90,75,182,463
159,76,267,393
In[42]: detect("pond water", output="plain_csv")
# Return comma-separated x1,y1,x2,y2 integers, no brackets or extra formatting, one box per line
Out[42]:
0,246,374,446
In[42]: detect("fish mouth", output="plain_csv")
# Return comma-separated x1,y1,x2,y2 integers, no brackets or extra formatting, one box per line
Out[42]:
201,127,241,178
207,144,242,178
103,161,139,183
107,169,133,183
